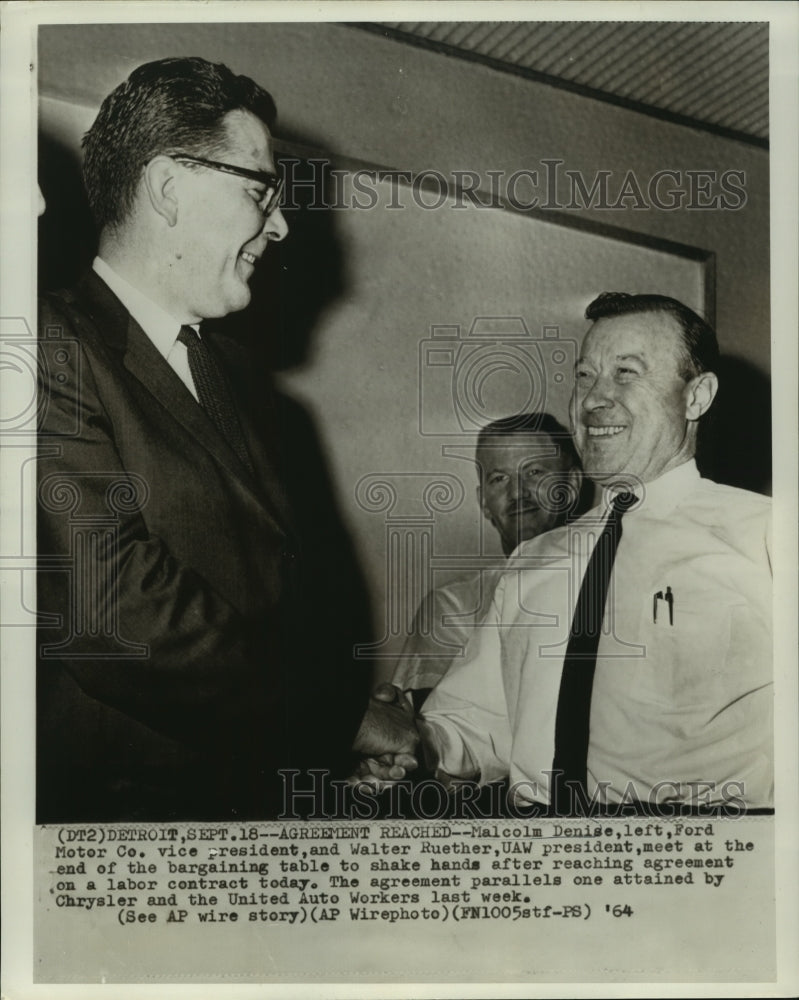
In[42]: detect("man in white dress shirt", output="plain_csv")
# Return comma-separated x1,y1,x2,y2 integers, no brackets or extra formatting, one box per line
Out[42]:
354,292,772,814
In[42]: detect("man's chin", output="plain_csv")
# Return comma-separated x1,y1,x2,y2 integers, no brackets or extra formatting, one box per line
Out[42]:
204,287,252,320
506,512,550,545
581,466,626,484
578,439,631,480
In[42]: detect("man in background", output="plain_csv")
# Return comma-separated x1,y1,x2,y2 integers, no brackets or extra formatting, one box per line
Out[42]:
392,412,584,710
37,56,366,821
355,293,773,814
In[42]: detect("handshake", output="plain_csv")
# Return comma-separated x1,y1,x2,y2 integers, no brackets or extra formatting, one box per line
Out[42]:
350,684,424,787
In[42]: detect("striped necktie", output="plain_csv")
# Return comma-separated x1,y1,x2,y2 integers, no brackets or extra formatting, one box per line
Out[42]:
178,325,254,476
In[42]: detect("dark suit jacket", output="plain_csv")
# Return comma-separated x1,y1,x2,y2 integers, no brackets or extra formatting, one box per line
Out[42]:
37,271,364,822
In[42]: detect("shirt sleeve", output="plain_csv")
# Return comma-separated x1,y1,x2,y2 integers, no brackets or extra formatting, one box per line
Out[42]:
419,575,513,783
391,585,461,693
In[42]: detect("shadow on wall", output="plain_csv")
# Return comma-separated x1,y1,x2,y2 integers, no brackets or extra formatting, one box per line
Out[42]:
38,133,97,289
221,152,348,372
697,354,772,496
219,155,376,747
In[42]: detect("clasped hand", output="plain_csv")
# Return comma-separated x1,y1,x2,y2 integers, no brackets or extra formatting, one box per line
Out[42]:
350,683,420,787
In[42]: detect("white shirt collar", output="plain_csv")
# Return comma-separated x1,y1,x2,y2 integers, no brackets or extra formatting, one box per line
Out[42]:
599,459,700,518
92,256,194,360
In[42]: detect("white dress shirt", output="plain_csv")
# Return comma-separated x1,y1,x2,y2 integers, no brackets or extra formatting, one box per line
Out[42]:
420,460,773,808
392,569,503,694
92,256,199,401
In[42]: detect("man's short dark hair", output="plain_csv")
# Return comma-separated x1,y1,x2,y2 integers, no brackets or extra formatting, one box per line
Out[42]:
476,412,578,467
82,56,278,232
585,292,720,380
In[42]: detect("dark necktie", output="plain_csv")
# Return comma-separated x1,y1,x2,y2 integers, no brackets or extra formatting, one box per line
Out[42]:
551,490,637,813
178,326,254,476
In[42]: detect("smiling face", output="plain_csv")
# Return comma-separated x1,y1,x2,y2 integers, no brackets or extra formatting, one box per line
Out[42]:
174,109,288,321
477,431,576,555
570,311,704,486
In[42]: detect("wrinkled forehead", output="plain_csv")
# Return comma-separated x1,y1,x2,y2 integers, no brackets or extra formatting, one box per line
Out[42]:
579,311,686,372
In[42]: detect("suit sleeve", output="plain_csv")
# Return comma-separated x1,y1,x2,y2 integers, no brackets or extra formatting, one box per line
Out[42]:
37,303,278,750
419,574,513,783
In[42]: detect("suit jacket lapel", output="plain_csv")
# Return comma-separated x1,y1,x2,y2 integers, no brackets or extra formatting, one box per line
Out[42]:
76,270,295,538
123,318,255,478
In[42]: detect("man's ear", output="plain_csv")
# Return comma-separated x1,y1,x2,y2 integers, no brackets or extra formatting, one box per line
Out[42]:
684,371,719,421
142,156,180,226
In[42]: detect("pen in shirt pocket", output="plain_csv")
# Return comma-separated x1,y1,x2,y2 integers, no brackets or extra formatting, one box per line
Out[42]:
653,586,674,624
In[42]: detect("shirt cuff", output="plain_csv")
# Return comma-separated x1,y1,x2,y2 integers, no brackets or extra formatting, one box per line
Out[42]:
417,717,480,780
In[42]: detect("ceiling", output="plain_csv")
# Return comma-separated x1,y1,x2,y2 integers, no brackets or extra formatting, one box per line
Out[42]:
360,21,769,146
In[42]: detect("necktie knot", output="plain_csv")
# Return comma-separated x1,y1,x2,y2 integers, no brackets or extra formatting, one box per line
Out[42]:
611,490,638,515
178,324,199,346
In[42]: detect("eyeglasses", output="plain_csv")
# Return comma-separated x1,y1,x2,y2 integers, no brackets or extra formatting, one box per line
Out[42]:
173,154,284,216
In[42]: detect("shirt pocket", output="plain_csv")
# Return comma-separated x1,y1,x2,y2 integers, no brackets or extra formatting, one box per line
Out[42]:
628,598,734,710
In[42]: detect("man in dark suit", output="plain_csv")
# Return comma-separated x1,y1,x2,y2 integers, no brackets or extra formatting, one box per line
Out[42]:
37,57,365,822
